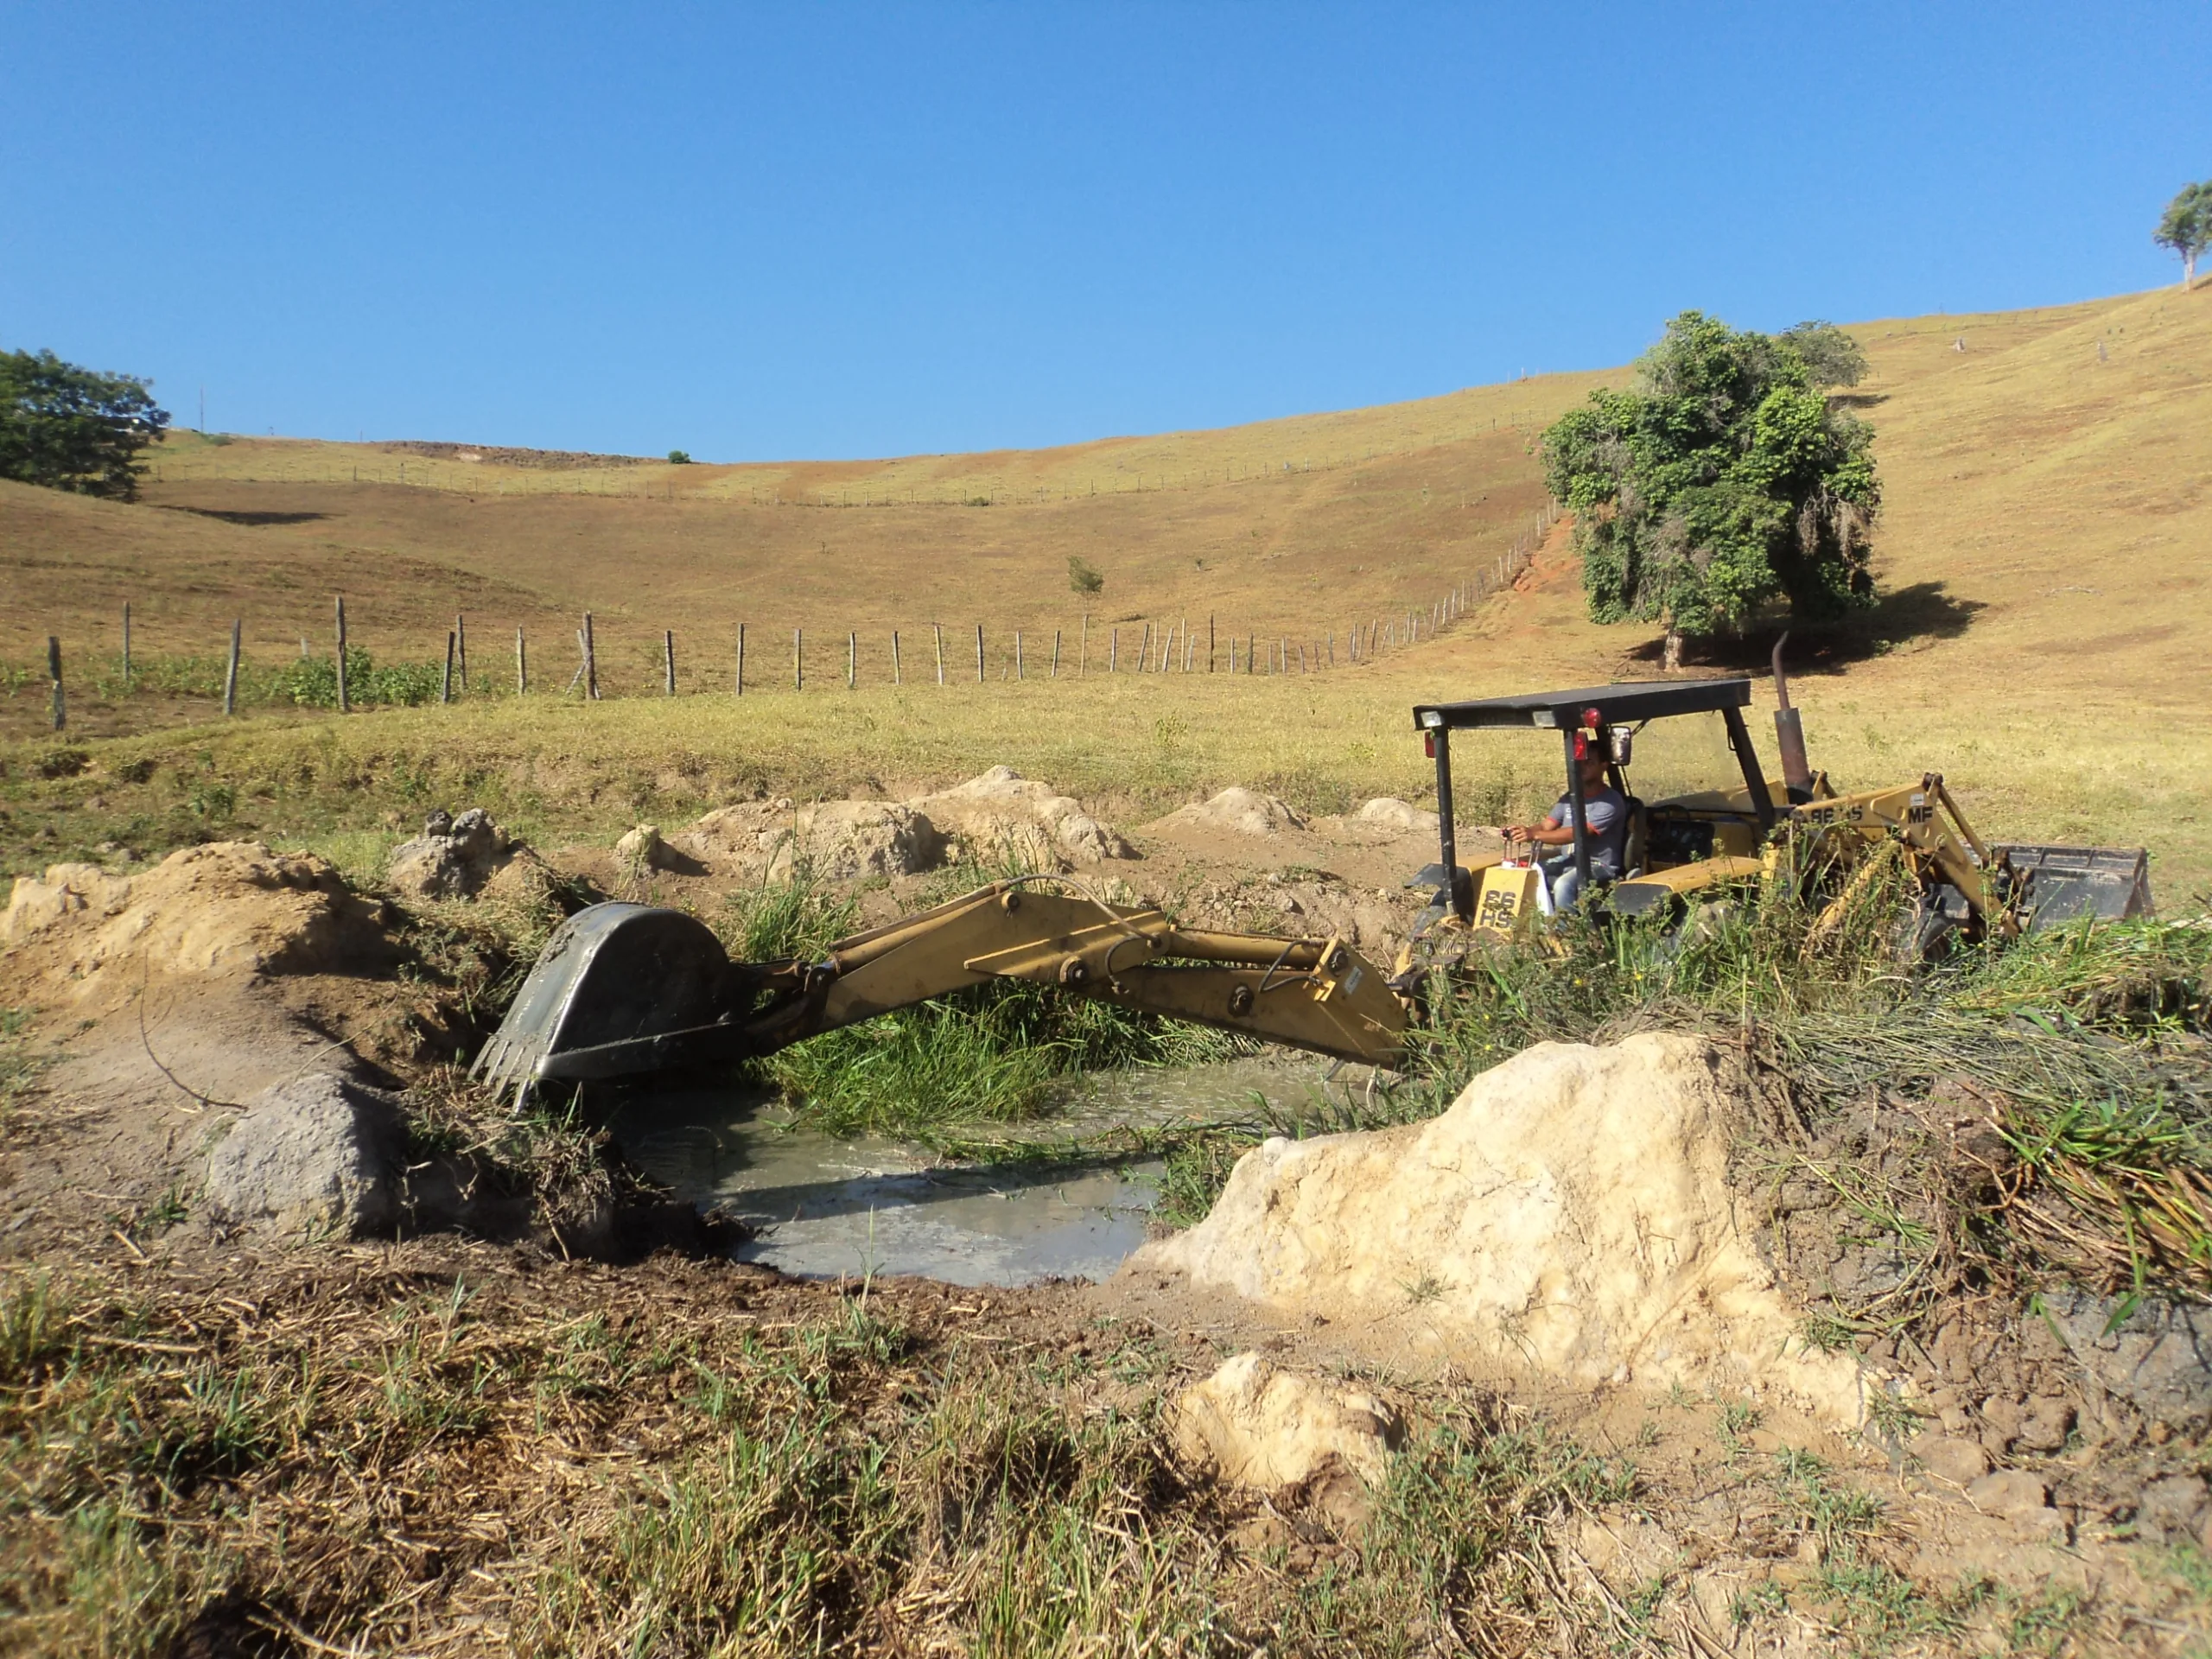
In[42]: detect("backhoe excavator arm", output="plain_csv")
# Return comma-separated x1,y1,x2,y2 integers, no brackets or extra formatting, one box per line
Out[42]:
473,880,1408,1092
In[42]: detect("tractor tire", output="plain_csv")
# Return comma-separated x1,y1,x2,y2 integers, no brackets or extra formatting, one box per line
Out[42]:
1899,883,1970,963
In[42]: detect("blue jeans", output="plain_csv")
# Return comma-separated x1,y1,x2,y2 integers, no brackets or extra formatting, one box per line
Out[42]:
1541,854,1617,914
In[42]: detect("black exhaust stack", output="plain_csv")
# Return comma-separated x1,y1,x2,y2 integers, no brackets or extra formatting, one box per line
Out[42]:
1771,633,1814,803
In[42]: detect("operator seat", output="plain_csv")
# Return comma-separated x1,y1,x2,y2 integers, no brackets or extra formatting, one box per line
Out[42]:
1622,797,1649,880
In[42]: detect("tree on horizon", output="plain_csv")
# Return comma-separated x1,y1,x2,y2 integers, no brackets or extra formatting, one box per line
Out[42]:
1541,313,1880,670
2155,181,2211,289
0,348,171,500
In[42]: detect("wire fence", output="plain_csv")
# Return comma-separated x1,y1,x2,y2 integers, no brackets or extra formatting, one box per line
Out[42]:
20,504,1561,728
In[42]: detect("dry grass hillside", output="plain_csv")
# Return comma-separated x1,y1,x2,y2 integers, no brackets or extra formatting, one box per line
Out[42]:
3,283,2208,893
2,371,1598,682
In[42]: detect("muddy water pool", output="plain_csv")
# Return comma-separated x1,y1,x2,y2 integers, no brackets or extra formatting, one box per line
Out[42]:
608,1057,1341,1287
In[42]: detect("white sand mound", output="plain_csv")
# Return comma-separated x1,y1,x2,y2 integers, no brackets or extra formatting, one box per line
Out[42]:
679,798,944,880
1154,786,1307,838
1130,1033,1867,1424
906,766,1131,869
1353,797,1440,835
2,842,394,1006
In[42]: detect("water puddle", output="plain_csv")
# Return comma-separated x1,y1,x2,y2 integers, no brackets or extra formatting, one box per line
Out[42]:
607,1057,1336,1287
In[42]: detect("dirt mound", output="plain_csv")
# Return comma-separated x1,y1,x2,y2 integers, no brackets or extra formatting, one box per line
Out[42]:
1337,797,1440,837
387,807,522,899
1152,787,1307,838
1175,1351,1402,1496
1129,1033,1868,1423
679,798,944,880
2,842,395,1008
906,766,1132,869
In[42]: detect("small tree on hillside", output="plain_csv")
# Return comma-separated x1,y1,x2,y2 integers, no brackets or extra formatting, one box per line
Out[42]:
1541,312,1879,669
0,348,170,500
1068,555,1105,594
1777,320,1868,388
2154,181,2211,289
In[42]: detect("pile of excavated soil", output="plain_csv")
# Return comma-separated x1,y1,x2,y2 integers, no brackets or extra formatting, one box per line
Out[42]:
672,765,1133,880
1128,1033,1870,1424
2,841,397,1010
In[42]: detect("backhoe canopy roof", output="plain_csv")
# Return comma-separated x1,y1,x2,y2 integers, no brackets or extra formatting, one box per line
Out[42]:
1412,677,1753,732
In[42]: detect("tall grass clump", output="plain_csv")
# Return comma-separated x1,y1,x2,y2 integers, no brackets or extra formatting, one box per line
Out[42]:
721,861,1244,1140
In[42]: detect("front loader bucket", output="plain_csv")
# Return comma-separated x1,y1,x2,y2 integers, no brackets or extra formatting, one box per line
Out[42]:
472,902,737,1091
1993,843,2154,931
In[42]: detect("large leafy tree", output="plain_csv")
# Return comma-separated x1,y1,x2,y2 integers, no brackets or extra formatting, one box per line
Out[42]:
2154,181,2211,289
0,348,170,500
1541,312,1879,668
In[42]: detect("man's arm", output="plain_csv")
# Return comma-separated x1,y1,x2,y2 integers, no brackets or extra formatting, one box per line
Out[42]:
1503,806,1575,847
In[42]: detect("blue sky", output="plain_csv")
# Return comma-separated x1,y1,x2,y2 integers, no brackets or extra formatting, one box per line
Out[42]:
3,3,2204,460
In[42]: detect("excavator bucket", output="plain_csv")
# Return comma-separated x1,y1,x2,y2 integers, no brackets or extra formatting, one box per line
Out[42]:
1993,843,2154,931
472,902,741,1091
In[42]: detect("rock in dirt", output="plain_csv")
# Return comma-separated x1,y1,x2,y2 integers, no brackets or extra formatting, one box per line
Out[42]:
907,766,1131,869
613,823,669,872
1,842,392,1006
1175,1351,1401,1496
387,808,518,899
1154,786,1307,839
204,1071,407,1238
1128,1033,1867,1423
1964,1469,2066,1540
1917,1437,1993,1485
681,798,944,880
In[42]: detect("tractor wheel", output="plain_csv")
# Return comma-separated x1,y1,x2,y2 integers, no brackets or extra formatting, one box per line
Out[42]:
1898,883,1970,963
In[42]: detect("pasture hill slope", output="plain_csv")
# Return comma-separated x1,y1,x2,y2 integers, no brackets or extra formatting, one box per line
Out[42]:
3,284,2209,889
1,370,1598,679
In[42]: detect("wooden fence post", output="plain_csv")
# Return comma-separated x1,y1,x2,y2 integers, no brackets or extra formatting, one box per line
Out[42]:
517,626,528,695
891,630,901,685
847,631,856,690
47,636,63,730
1208,613,1215,671
1052,629,1061,677
442,630,455,703
1109,627,1118,673
334,596,349,713
795,627,804,691
734,624,745,696
975,623,984,684
934,624,944,685
224,620,242,715
582,612,597,700
1326,631,1334,667
1137,622,1151,672
456,613,468,690
1078,614,1088,676
665,629,677,696
1014,631,1024,680
122,602,132,684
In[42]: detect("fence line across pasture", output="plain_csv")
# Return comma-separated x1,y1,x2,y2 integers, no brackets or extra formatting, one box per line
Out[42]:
21,503,1559,727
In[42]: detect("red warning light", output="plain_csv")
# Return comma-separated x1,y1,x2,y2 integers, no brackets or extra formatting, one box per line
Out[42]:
1582,707,1602,727
1423,733,1436,758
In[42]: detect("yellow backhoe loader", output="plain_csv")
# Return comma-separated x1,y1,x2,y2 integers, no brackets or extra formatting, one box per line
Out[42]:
474,664,2151,1094
1402,658,2152,965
